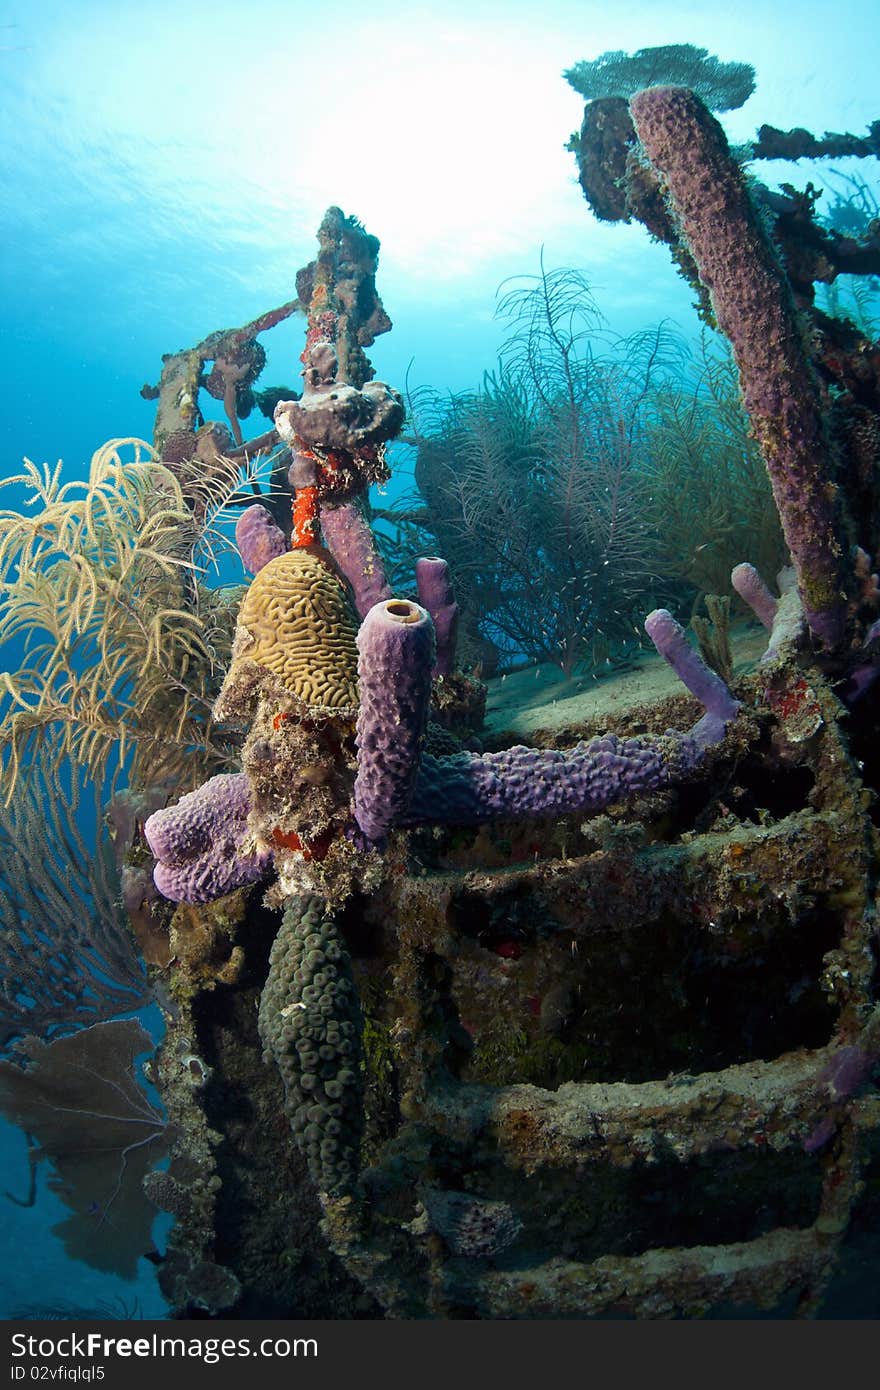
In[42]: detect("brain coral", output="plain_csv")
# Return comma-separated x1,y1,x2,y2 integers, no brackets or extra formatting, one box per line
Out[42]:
221,548,360,714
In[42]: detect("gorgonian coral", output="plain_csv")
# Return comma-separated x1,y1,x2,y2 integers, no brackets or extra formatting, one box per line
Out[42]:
564,44,755,112
0,438,247,795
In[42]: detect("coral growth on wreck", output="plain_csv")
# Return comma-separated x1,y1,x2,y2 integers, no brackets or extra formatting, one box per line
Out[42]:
0,439,247,794
3,54,880,1320
564,43,755,111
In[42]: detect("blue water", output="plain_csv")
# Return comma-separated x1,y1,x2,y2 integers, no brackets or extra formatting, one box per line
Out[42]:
1,0,879,1319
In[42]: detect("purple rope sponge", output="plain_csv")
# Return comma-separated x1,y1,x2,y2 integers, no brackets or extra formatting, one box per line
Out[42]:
415,556,459,676
320,499,392,619
353,598,435,842
236,504,287,576
144,773,273,903
644,607,740,746
630,85,847,649
731,563,778,631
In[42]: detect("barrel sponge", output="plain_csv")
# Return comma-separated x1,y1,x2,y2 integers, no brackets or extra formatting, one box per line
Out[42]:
223,549,360,714
258,893,364,1196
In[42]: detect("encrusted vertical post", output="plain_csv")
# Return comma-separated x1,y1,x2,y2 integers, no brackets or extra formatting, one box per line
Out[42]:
274,209,402,613
630,85,849,649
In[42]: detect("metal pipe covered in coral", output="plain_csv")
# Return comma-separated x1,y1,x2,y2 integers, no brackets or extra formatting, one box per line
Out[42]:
629,85,849,649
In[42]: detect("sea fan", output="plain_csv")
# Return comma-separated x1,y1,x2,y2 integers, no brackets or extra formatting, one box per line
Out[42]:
564,44,755,112
0,739,150,1052
0,1020,168,1279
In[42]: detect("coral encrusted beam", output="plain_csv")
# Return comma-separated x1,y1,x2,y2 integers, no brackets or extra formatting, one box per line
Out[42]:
630,85,849,649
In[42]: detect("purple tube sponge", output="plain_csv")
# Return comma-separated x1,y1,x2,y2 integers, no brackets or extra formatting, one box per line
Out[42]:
353,598,435,843
236,504,287,576
819,1045,874,1101
803,1115,837,1155
320,499,392,618
731,563,778,631
144,773,273,904
415,556,459,677
841,618,880,704
401,607,739,828
644,607,740,746
630,85,847,649
404,733,702,826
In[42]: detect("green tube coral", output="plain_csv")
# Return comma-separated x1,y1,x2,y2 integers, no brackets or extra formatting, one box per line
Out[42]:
630,85,848,648
258,894,364,1196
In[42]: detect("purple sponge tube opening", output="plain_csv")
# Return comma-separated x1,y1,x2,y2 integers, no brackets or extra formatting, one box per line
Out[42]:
236,504,287,576
353,598,435,843
415,556,459,676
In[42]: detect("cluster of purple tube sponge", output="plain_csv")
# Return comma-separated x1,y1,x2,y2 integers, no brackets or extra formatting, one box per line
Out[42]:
149,85,807,905
145,770,273,904
143,73,880,904
144,593,740,903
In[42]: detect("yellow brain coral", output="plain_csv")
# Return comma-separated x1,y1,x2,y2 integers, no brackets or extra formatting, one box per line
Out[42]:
221,548,360,713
